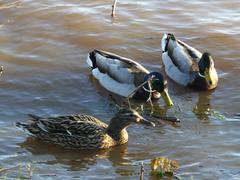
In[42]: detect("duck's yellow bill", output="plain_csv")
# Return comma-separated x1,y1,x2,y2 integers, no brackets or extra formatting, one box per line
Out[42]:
161,89,174,107
204,68,213,86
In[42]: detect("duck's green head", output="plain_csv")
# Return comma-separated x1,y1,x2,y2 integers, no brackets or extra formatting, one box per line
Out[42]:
198,52,216,86
109,109,155,130
143,72,174,107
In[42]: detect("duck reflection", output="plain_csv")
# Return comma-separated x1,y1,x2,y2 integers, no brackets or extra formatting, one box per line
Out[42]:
19,138,129,172
193,91,214,122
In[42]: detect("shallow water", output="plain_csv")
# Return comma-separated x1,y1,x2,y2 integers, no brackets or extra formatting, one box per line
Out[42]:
0,0,240,179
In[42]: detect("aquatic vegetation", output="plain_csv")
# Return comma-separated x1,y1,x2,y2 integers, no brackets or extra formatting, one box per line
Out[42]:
0,164,34,180
150,157,180,178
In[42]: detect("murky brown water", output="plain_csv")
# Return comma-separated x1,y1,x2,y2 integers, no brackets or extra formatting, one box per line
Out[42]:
0,0,240,179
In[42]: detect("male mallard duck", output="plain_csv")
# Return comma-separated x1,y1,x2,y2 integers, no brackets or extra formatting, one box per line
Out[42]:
16,109,155,149
161,33,218,90
87,49,173,106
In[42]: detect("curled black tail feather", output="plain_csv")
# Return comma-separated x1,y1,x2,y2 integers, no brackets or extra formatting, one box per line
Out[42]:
88,50,97,69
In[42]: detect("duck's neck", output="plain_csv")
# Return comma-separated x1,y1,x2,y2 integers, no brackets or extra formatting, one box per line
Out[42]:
190,72,217,90
189,74,208,90
106,118,129,143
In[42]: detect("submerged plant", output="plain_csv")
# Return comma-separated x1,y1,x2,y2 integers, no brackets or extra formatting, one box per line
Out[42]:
150,157,179,178
0,163,34,180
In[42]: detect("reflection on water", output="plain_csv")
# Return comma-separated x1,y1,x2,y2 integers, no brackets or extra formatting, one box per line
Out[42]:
19,138,130,174
193,91,213,122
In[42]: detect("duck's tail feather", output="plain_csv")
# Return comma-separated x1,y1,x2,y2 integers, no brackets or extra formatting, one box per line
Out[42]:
161,33,169,52
161,33,176,53
16,122,27,128
87,50,97,69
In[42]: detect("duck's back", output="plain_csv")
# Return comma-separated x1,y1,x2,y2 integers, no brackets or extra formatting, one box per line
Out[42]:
87,50,149,97
17,114,112,149
167,39,201,73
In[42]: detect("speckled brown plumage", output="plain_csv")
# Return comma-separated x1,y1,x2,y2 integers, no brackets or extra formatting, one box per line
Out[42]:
16,109,155,149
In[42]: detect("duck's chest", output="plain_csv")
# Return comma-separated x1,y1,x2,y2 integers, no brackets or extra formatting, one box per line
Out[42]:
188,74,209,90
101,130,128,149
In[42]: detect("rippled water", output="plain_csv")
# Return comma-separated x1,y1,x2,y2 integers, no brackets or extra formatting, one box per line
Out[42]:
0,0,240,179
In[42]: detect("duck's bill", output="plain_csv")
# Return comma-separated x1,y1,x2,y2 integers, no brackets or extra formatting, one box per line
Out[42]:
138,116,155,127
161,89,174,107
204,68,213,86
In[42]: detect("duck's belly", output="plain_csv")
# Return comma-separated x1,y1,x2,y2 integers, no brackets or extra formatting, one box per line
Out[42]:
92,69,136,97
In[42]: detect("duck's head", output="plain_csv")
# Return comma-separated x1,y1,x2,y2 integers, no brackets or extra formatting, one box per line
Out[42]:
108,109,155,132
143,72,174,107
198,52,218,88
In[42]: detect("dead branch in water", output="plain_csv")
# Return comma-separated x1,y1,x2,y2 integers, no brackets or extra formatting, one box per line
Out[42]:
139,162,144,180
0,66,3,77
126,76,155,109
111,0,118,17
146,113,180,123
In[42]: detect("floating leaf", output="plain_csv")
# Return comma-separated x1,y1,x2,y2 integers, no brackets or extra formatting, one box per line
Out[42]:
150,157,179,177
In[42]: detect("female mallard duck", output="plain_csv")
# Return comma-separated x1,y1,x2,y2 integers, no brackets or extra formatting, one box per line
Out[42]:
87,49,173,106
16,109,155,149
161,33,218,90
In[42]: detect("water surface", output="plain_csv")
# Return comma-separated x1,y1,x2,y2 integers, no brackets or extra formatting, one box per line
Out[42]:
0,0,240,179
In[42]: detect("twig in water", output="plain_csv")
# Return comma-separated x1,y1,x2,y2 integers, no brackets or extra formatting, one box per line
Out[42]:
147,113,180,123
140,162,144,180
126,76,155,109
0,66,3,75
146,80,153,113
111,0,118,17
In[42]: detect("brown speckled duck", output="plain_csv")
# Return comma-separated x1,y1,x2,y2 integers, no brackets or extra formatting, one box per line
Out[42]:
16,109,155,149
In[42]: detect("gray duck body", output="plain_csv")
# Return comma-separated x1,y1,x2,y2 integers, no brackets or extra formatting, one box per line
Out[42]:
161,33,218,90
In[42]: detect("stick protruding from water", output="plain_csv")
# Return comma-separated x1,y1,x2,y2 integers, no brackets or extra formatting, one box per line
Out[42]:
111,0,118,17
0,66,3,75
140,162,144,180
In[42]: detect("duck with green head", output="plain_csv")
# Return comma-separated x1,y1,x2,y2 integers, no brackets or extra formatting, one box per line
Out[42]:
16,109,155,149
87,49,173,106
161,33,218,90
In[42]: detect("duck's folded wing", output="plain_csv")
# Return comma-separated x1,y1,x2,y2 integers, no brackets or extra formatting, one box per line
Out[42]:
162,52,193,86
88,50,149,84
30,115,107,136
167,39,202,73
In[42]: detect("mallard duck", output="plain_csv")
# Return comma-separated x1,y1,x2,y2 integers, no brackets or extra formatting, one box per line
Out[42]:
161,33,218,90
87,49,173,106
16,109,155,149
